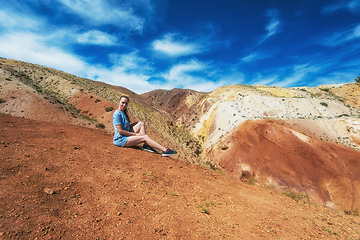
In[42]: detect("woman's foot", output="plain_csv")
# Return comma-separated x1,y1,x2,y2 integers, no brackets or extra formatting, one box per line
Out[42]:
142,144,157,153
162,148,177,156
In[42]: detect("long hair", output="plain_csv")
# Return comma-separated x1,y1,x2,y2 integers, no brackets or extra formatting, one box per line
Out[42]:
120,95,130,122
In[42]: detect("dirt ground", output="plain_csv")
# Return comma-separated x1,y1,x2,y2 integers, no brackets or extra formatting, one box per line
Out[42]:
1,114,360,239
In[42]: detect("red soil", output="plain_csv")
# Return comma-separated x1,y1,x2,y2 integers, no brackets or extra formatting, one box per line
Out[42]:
210,119,360,211
1,114,360,239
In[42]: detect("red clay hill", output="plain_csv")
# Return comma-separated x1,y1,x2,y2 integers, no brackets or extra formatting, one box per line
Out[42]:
209,119,360,211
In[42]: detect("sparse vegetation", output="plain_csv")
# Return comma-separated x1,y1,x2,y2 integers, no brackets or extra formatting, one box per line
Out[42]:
323,227,338,236
247,177,258,185
0,98,6,103
320,88,329,92
168,191,180,196
105,107,114,112
143,171,156,179
344,210,359,216
96,123,105,129
320,102,328,107
197,204,210,215
355,76,360,84
281,192,311,204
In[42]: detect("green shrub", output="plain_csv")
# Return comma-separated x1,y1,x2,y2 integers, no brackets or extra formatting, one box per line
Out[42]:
355,76,360,84
320,102,328,107
320,88,329,92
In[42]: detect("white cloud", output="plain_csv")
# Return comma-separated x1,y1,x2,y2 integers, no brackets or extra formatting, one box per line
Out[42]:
251,74,279,86
57,0,146,31
109,51,153,72
0,9,42,31
241,51,273,62
312,71,356,87
322,0,360,13
258,9,280,45
152,33,202,57
266,18,280,38
0,32,85,74
159,59,235,92
275,64,320,87
241,52,259,62
77,30,117,46
323,23,360,46
84,65,154,94
352,25,360,38
163,59,207,83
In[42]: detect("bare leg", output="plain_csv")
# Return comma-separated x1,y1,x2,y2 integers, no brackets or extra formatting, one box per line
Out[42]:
131,121,146,135
124,135,167,152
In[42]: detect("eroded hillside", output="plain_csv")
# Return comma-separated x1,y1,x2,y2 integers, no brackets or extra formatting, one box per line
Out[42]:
0,58,200,163
209,119,360,211
143,83,360,211
1,57,360,212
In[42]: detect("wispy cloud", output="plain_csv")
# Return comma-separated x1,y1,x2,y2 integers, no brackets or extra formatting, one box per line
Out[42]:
241,51,273,62
0,9,41,31
322,0,360,13
258,9,280,45
85,65,154,94
57,0,147,32
251,74,279,86
159,60,243,92
312,71,357,87
76,30,118,46
249,63,322,88
275,64,320,87
109,50,153,72
152,33,203,57
162,59,207,84
323,23,360,46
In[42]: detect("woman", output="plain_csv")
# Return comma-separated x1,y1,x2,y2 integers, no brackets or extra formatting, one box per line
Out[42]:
113,96,177,157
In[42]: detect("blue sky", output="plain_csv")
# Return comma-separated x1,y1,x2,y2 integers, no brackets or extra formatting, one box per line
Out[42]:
0,0,359,93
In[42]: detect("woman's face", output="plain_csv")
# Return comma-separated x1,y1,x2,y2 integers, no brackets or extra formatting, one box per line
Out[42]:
119,97,129,111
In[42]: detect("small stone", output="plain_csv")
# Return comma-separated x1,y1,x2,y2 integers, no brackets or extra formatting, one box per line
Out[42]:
44,188,55,195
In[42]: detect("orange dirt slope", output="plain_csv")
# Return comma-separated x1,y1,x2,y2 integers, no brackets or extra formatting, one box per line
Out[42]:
1,114,360,239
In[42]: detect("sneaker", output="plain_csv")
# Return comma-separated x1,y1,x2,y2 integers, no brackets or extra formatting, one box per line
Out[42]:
142,144,157,153
162,148,177,157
